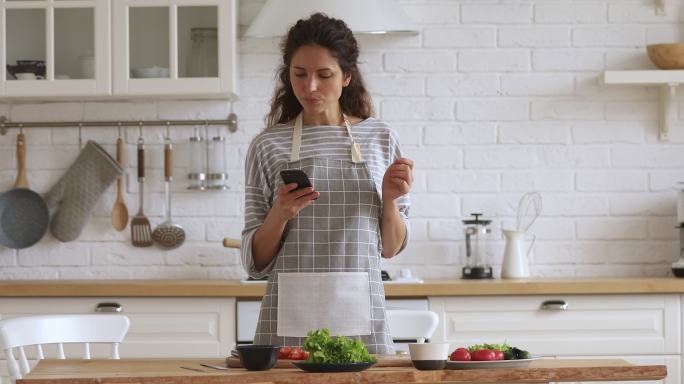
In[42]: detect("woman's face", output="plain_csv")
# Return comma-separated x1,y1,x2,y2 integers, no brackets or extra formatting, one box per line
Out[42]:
289,44,351,117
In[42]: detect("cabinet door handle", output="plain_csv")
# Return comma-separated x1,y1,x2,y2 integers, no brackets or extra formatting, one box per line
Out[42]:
540,300,568,311
95,302,123,312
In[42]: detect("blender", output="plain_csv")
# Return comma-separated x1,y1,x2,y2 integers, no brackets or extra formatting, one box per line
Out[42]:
462,213,493,279
673,183,684,277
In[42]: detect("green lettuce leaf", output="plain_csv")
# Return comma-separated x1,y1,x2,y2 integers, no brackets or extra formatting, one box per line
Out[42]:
302,328,376,364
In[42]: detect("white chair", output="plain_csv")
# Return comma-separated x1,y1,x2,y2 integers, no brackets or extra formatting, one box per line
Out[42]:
386,309,439,343
0,314,130,381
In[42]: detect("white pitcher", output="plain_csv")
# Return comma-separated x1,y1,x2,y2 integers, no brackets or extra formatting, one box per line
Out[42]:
501,229,534,279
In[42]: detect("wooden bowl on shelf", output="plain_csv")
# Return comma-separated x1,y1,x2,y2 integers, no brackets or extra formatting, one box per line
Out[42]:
647,43,684,69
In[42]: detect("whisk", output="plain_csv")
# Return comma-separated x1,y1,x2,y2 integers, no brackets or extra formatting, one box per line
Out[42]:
515,192,542,233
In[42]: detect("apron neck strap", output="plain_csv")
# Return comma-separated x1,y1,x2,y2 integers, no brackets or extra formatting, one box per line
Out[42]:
291,112,363,163
291,113,304,162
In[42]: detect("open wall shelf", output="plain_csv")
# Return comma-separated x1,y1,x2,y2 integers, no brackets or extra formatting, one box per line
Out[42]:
603,70,684,141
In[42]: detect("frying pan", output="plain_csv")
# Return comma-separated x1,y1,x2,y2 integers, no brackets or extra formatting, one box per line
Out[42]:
0,133,49,249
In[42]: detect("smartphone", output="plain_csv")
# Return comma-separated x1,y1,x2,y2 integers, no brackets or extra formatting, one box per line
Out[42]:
280,169,313,191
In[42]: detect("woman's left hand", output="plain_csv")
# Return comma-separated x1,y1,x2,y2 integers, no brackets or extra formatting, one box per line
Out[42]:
382,157,413,202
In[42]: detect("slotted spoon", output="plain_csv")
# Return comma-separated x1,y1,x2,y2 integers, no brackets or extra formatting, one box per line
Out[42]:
152,134,185,249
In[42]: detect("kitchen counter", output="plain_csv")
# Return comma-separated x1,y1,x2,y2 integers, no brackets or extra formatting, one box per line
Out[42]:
1,278,684,297
17,358,667,384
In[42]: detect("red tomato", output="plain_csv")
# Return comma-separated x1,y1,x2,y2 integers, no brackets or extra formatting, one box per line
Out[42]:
278,346,292,359
289,348,304,360
471,349,496,361
492,350,504,360
449,348,471,361
301,350,309,360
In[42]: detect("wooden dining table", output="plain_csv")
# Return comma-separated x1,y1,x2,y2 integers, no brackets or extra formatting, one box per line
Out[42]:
17,357,667,384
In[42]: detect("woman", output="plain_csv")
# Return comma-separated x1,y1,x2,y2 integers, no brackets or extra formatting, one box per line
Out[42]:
241,13,413,355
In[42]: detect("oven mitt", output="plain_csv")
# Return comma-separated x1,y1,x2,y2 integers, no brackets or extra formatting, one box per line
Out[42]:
44,140,123,242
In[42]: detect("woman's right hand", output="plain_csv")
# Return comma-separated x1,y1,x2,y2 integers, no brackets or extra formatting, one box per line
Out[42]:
271,183,320,222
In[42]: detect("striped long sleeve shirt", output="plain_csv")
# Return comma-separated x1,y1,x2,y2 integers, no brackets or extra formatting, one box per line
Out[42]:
241,117,411,278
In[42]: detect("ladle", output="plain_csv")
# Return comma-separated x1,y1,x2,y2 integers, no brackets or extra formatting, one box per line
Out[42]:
152,128,185,249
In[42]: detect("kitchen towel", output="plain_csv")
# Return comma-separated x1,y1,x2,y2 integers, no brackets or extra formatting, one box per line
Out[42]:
44,140,123,242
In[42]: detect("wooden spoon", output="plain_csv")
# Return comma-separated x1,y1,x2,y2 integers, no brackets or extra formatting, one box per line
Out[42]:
15,132,29,188
111,137,129,231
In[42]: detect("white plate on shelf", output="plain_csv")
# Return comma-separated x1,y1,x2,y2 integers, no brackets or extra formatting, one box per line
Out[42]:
131,66,169,78
445,357,541,370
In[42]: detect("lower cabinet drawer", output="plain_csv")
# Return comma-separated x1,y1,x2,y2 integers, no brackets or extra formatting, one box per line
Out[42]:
430,294,681,356
0,297,236,359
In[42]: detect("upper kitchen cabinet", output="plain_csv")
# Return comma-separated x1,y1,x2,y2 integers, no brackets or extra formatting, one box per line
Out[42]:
112,0,237,98
1,0,111,97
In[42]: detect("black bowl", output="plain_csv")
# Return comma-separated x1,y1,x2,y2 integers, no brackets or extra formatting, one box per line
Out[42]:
236,345,280,371
672,267,684,277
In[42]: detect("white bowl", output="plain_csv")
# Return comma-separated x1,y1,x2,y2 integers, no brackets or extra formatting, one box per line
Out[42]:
408,342,449,361
409,343,449,370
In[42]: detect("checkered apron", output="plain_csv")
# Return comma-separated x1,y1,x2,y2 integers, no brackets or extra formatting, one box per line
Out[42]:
253,113,393,354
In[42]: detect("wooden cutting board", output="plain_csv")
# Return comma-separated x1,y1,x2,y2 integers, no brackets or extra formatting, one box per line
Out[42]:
20,358,668,384
226,354,412,369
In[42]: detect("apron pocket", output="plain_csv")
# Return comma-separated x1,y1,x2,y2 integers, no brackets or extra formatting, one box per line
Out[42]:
277,272,371,337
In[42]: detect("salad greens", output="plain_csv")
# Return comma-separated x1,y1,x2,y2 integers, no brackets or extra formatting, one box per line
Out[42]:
464,342,532,360
466,342,512,352
302,328,376,364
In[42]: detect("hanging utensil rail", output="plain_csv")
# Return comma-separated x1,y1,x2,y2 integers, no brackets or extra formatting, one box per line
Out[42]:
0,115,238,136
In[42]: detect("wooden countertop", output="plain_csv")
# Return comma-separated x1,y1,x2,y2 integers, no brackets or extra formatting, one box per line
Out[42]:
2,278,684,297
17,358,667,384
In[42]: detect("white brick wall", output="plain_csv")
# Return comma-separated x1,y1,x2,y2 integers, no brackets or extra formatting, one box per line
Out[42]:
1,0,683,280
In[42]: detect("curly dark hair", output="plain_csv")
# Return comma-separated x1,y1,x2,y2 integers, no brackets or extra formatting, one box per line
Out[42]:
266,13,374,128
